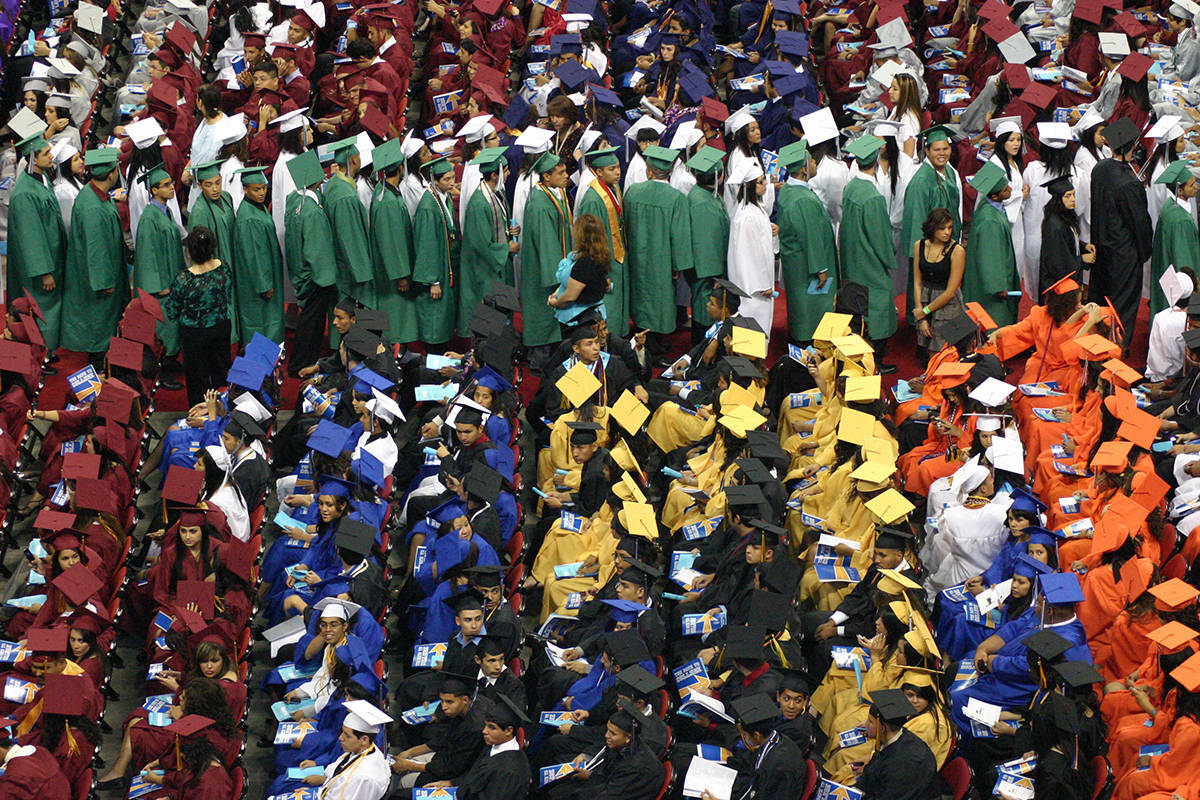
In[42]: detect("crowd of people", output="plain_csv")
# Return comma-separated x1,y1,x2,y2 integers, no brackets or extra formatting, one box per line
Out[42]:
4,0,1200,797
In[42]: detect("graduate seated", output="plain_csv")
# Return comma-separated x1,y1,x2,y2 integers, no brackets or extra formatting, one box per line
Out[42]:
850,689,941,800
295,700,393,800
391,671,494,789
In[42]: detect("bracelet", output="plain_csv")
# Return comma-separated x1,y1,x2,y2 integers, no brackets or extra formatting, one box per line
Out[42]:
922,305,931,316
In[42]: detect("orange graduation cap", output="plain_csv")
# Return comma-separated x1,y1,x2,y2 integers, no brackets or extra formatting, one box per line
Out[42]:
1091,494,1149,555
1150,578,1200,612
1147,620,1200,652
1042,275,1080,296
1090,440,1133,472
965,302,998,332
1117,404,1162,450
932,361,972,388
1101,295,1126,341
1073,333,1122,362
1131,472,1171,512
1170,651,1200,692
1118,557,1154,600
1102,358,1142,388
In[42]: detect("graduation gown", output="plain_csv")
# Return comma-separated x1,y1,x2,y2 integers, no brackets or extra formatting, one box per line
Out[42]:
901,162,962,315
963,199,1020,327
548,742,663,800
520,184,572,347
624,179,693,333
188,191,238,341
1090,159,1153,344
839,176,897,340
283,190,338,303
856,728,940,800
578,180,629,335
8,171,66,352
132,201,185,355
320,745,391,800
728,200,776,338
685,185,729,326
1039,212,1088,292
455,743,531,800
412,187,460,345
0,745,71,800
1150,198,1200,316
777,180,838,341
460,182,512,336
231,198,285,343
729,731,806,800
323,174,376,307
368,181,418,344
61,183,129,353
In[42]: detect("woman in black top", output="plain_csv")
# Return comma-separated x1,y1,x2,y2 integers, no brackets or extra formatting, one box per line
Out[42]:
910,207,966,358
1039,175,1096,291
549,214,612,334
163,227,233,406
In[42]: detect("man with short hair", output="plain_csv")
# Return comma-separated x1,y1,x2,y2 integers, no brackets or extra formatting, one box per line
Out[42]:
298,700,392,800
577,146,629,335
854,690,940,800
392,673,493,788
444,696,532,800
8,134,65,355
132,166,185,362
283,151,338,375
520,152,573,358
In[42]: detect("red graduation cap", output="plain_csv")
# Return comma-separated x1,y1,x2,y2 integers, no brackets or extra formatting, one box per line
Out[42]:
472,64,506,94
135,289,166,323
164,21,196,57
977,0,1011,19
359,104,391,141
1021,82,1058,110
42,673,91,716
19,313,45,351
107,337,144,372
172,606,207,634
120,308,158,347
983,16,1020,42
1117,52,1154,82
66,608,107,635
94,423,129,458
53,563,104,606
0,340,39,383
166,714,215,737
61,452,101,481
1003,63,1031,91
73,476,118,517
18,289,45,322
242,32,267,47
474,0,506,15
701,96,730,124
1114,11,1146,37
161,465,204,505
177,580,216,619
476,80,509,108
875,0,907,23
33,508,77,533
26,626,69,654
95,377,138,422
1073,0,1103,22
220,538,257,583
43,530,84,555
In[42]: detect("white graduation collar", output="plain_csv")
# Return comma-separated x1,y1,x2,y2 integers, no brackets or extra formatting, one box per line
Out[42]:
490,738,521,756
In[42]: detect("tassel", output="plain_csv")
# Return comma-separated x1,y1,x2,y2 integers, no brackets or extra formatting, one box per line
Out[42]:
65,727,79,757
175,735,182,771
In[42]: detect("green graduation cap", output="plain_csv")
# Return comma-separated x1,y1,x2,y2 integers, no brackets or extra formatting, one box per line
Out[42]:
969,161,1009,196
425,156,454,177
192,159,225,181
1155,158,1195,187
845,134,884,163
234,166,268,185
584,145,619,168
138,164,171,189
643,145,680,172
470,146,508,170
533,151,561,175
371,139,405,173
777,139,810,171
921,124,959,145
329,137,360,165
686,145,724,175
16,133,49,157
286,150,326,188
83,147,120,170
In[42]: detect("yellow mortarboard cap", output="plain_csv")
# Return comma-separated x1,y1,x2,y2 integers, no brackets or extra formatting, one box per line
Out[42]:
621,501,657,538
556,362,603,408
866,489,916,524
850,460,896,483
845,375,882,402
837,408,875,445
718,405,767,438
731,326,768,359
721,382,759,409
814,312,852,341
832,334,873,359
619,472,647,503
878,567,922,592
611,389,650,434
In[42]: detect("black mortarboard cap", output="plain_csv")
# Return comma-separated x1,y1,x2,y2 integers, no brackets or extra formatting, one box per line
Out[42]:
749,589,791,633
745,430,788,467
616,663,665,696
466,564,505,587
342,326,382,359
724,625,767,661
443,587,486,614
1103,117,1140,153
763,556,802,597
731,693,779,727
724,483,767,510
605,629,651,666
735,458,773,485
464,463,504,499
620,557,662,587
1184,327,1200,350
941,313,977,347
336,518,376,558
1054,660,1102,689
1024,629,1073,661
226,409,266,440
485,281,521,314
876,526,915,551
712,278,749,298
723,356,762,383
869,688,918,724
567,420,603,444
471,303,509,339
487,693,531,728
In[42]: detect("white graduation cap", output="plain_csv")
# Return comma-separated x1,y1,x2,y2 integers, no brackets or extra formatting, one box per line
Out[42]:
799,107,839,146
874,16,913,50
1160,265,1195,307
355,130,375,169
986,434,1024,475
669,120,703,150
163,0,200,13
50,139,78,165
870,59,908,89
579,128,603,153
866,119,903,139
271,107,309,133
514,126,556,153
1098,32,1130,58
295,0,326,27
1171,0,1200,19
28,61,51,80
456,114,495,143
7,107,45,140
314,597,363,620
624,114,665,140
724,107,755,135
950,455,990,499
400,130,426,158
47,57,81,77
126,116,166,149
45,91,73,109
1146,114,1185,142
369,387,404,424
428,138,455,155
727,157,764,185
975,414,1003,432
219,113,248,145
968,377,1017,408
446,395,493,427
989,115,1023,137
342,700,393,735
232,391,272,424
1036,122,1073,149
1073,107,1105,135
74,3,105,34
997,31,1036,65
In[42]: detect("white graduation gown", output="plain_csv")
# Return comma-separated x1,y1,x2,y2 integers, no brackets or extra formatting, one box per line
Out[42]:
723,148,775,217
400,173,426,219
459,162,482,228
623,151,649,193
320,745,392,800
727,199,778,340
1072,146,1109,242
988,154,1030,295
808,155,851,233
925,497,1011,595
220,155,245,213
53,177,80,230
272,151,299,254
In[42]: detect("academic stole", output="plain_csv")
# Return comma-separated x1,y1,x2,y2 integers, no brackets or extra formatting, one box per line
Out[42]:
429,186,458,286
737,731,780,800
589,179,625,262
538,183,572,258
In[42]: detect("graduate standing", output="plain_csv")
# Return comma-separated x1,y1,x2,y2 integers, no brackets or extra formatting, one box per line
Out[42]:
1150,160,1200,317
1090,118,1153,348
520,152,573,355
8,134,66,355
459,148,517,336
577,146,629,336
839,136,898,357
727,160,777,340
624,146,693,364
412,157,461,347
132,165,186,359
61,148,129,362
187,159,238,342
283,151,338,375
776,140,838,343
901,126,962,321
963,162,1020,328
367,139,418,344
683,147,730,339
230,166,285,343
325,138,376,308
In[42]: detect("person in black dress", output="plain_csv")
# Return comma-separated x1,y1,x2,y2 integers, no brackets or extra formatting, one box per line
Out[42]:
854,689,940,800
911,207,966,357
1039,175,1097,292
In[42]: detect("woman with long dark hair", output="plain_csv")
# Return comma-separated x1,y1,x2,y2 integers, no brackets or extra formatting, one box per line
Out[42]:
911,207,966,356
1039,176,1096,290
163,227,233,407
1147,118,1187,226
1023,124,1076,275
888,73,924,160
1072,113,1110,241
50,140,83,228
727,164,777,338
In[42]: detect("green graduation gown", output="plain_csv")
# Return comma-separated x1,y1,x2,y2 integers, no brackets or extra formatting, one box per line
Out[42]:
412,187,460,345
1150,199,1200,316
520,184,572,347
685,185,729,327
624,179,693,333
8,170,66,351
132,201,185,354
963,199,1020,327
231,198,285,343
577,180,629,335
188,191,238,342
283,190,338,303
777,181,838,341
369,181,418,344
61,183,127,354
459,182,512,336
322,174,376,308
901,161,961,316
839,176,897,341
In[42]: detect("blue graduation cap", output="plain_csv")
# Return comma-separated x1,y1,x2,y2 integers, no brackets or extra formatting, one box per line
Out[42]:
244,332,282,367
1024,526,1065,548
226,356,271,391
1039,571,1084,605
353,366,394,395
775,31,810,58
307,420,354,458
549,33,583,56
352,449,386,489
763,60,794,78
587,82,623,109
502,94,532,129
1009,487,1047,515
317,474,356,499
555,60,600,91
1014,552,1054,579
773,72,806,98
566,0,598,16
474,365,513,393
678,62,713,103
600,598,646,623
773,0,803,16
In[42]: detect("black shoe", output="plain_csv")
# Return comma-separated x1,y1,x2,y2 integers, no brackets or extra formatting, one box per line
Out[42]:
878,363,898,375
41,364,57,375
160,376,183,391
94,778,126,792
48,353,60,363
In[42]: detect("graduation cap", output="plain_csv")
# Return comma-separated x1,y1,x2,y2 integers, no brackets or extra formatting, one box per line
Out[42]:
60,452,99,482
336,518,377,559
106,336,144,372
1104,117,1141,153
41,673,91,716
1148,620,1200,651
352,366,393,395
678,62,714,103
1014,552,1054,579
1038,571,1084,605
466,564,505,588
0,340,38,383
724,625,767,661
601,598,647,624
605,629,650,666
1150,578,1199,611
317,474,356,499
26,627,69,655
875,526,914,552
734,457,774,486
443,587,486,616
464,463,504,499
970,162,1009,196
731,693,779,729
219,538,257,583
306,419,354,458
73,477,117,517
53,563,103,606
619,557,662,588
43,530,84,554
484,281,521,315
775,30,809,58
1169,651,1200,692
845,134,884,163
177,580,216,619
225,409,266,441
725,483,767,513
616,663,665,697
1118,52,1154,82
226,356,271,393
643,145,680,172
1024,629,1073,661
342,326,383,360
286,150,326,188
485,693,531,730
566,420,602,445
1074,0,1103,22
749,589,792,633
868,689,917,724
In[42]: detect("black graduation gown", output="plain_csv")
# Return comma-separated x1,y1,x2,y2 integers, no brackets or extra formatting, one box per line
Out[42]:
1039,213,1088,293
729,733,806,800
455,746,532,800
548,742,664,800
483,599,523,661
856,728,940,800
1089,159,1153,345
475,669,528,711
420,696,495,784
1033,749,1089,800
